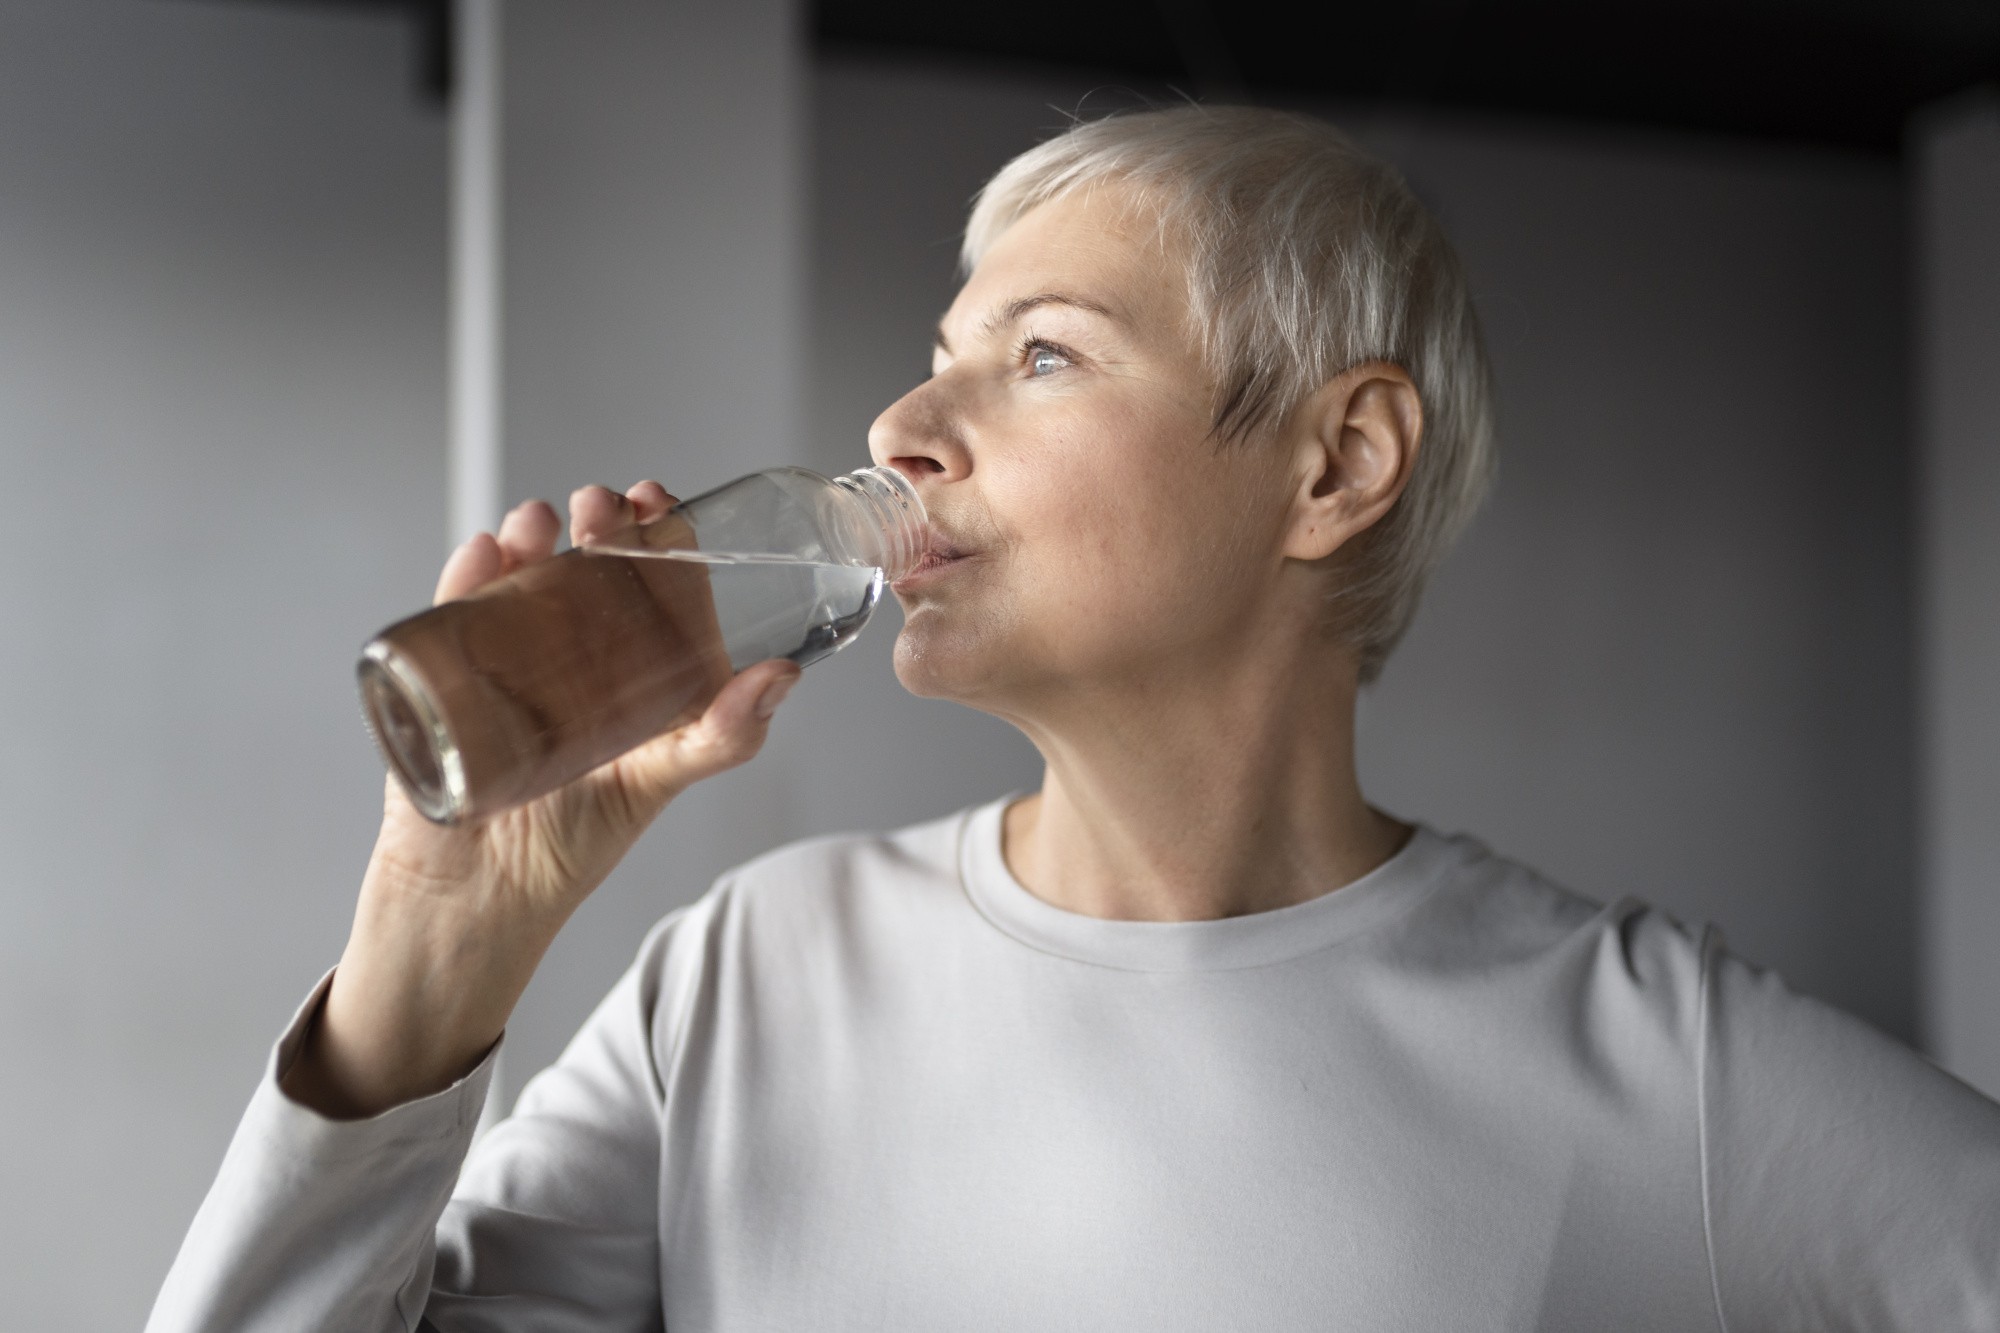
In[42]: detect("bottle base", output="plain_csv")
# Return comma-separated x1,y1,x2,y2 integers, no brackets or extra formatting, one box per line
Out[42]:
358,640,469,825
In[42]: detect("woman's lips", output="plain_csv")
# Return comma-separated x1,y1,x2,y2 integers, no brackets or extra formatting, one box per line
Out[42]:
892,535,973,591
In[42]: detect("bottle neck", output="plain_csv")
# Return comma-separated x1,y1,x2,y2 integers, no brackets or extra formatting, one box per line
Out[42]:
833,465,928,580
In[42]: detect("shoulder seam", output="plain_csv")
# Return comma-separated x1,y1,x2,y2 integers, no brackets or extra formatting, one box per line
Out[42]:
654,882,730,1267
643,898,708,1103
1696,922,1730,1333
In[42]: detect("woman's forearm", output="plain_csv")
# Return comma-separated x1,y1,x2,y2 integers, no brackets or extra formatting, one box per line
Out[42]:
278,853,562,1119
280,484,798,1120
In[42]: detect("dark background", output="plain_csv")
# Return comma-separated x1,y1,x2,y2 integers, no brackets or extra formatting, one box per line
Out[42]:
325,0,2000,149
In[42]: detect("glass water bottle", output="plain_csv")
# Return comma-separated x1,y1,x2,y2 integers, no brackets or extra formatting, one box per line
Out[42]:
357,465,926,825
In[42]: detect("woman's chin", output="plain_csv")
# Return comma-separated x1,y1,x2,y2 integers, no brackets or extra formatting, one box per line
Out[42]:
891,620,1006,703
890,627,960,700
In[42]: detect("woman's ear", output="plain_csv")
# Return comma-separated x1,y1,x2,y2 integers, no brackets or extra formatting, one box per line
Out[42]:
1283,362,1423,562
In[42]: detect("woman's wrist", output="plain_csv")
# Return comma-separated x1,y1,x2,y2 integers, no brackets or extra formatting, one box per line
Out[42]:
280,857,561,1119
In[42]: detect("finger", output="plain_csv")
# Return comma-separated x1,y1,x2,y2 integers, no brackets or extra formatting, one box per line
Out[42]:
495,500,561,574
433,532,504,605
626,480,676,524
612,660,801,811
570,484,634,549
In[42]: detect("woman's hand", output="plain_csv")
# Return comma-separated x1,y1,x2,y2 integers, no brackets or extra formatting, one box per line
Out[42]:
373,480,799,932
280,481,801,1119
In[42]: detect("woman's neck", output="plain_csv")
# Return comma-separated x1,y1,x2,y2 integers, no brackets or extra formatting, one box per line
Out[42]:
999,642,1409,922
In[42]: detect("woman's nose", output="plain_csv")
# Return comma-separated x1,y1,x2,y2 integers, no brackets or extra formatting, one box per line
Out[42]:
867,377,971,486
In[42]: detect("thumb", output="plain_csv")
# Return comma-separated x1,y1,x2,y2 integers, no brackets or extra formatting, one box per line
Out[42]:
608,660,802,812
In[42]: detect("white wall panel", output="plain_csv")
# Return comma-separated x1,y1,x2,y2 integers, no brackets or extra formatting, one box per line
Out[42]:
489,0,816,1088
1917,96,2000,1096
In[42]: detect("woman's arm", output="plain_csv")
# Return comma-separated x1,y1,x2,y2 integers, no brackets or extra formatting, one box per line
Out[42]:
147,482,798,1331
284,482,796,1120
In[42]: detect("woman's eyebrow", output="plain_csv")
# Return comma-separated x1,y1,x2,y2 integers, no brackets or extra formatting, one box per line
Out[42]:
933,291,1121,355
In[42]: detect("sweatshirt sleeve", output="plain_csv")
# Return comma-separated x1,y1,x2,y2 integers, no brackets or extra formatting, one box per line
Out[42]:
1700,928,2000,1331
147,904,695,1333
423,914,684,1331
145,971,497,1333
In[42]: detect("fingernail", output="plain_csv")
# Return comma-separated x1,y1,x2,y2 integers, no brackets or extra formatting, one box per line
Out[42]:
754,674,797,720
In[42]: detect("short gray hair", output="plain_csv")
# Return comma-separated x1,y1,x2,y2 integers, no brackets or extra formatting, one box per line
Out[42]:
963,105,1496,683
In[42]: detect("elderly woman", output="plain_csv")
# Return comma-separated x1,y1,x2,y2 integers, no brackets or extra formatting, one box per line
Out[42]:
153,107,1998,1330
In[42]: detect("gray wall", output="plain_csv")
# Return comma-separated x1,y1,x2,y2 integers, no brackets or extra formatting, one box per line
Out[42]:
0,2,445,1327
1358,117,1916,1043
807,56,1919,1043
1917,95,2000,1097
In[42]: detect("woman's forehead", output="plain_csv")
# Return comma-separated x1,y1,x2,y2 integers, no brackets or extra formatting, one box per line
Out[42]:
933,291,1121,357
945,190,1190,340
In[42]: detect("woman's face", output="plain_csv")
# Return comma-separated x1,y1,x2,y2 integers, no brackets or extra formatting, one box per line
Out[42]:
870,185,1297,716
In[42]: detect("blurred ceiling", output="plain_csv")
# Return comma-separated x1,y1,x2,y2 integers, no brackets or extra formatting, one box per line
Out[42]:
265,0,1999,152
815,0,2000,152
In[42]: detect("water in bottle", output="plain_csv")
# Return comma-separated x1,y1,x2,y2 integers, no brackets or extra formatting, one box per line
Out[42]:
358,465,925,824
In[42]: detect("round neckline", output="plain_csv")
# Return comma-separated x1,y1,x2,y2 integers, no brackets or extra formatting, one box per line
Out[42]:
955,795,1460,973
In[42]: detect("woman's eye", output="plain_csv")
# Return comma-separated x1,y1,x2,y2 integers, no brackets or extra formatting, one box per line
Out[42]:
1027,344,1068,377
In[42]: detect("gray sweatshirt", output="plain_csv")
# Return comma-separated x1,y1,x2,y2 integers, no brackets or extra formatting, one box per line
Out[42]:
149,798,2000,1331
